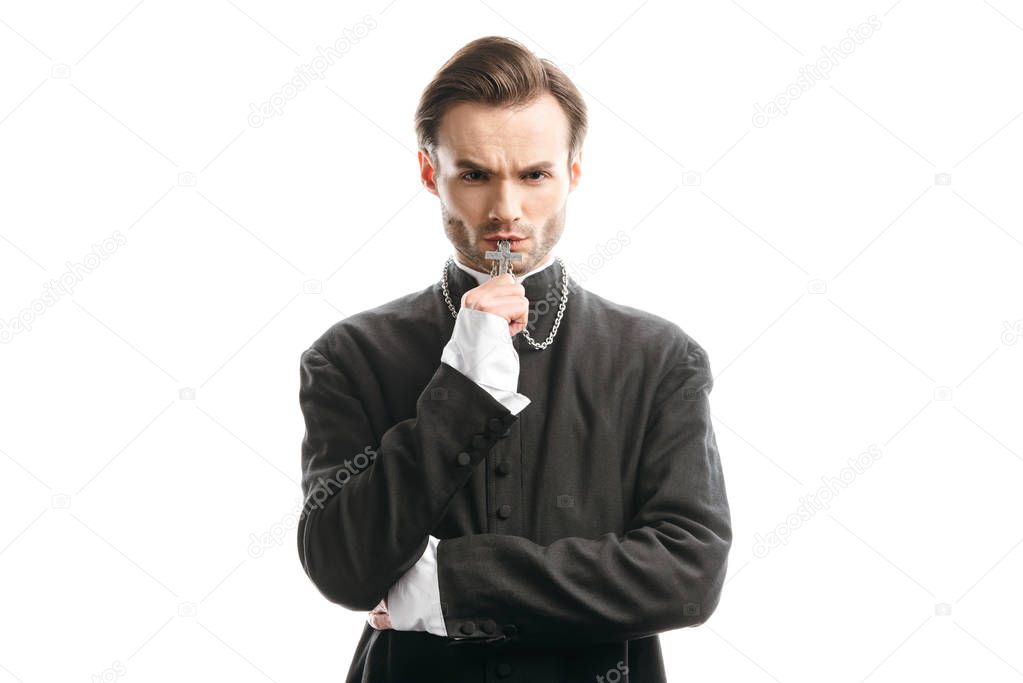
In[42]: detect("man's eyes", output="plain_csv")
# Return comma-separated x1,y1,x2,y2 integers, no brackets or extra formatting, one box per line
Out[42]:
460,171,550,184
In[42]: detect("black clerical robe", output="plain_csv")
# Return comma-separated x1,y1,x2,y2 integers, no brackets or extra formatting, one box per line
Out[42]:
297,257,732,682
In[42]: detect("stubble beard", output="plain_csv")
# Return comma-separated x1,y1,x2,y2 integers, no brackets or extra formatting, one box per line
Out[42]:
442,201,565,277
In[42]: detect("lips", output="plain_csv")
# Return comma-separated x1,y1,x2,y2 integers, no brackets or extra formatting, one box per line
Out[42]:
483,237,528,249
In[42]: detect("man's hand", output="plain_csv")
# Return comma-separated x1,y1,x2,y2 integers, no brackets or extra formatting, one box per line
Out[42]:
367,597,392,630
462,272,529,336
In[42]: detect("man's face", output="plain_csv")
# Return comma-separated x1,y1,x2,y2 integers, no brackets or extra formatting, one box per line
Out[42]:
420,92,582,276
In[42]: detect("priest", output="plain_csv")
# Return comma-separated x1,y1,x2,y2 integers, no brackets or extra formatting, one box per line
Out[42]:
297,35,732,682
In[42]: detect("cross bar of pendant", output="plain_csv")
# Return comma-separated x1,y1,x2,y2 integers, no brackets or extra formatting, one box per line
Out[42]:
484,239,524,276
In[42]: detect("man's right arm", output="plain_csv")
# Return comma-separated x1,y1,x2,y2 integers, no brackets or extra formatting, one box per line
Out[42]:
440,290,530,414
296,344,518,611
385,300,529,637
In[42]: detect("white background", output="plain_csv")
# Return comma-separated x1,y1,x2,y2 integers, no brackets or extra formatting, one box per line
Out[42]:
2,1,1022,681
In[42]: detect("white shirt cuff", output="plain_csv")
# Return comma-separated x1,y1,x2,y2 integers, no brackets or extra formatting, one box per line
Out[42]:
440,292,531,415
386,535,447,636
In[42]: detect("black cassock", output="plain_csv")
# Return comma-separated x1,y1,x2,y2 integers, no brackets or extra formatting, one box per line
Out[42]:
297,257,732,682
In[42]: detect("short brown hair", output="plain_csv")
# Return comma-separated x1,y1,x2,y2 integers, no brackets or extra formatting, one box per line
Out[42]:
415,36,587,169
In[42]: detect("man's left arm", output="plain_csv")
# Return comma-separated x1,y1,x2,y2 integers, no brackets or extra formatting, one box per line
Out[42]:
435,338,732,646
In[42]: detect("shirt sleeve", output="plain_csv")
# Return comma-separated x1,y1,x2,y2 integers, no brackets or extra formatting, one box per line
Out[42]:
440,291,531,415
434,338,733,646
386,534,447,636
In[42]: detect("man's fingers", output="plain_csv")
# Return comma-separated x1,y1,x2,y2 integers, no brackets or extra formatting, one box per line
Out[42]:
367,610,392,630
465,277,524,306
471,301,528,336
367,597,392,630
461,273,529,335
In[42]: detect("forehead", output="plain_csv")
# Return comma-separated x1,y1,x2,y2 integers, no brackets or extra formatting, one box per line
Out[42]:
435,92,569,162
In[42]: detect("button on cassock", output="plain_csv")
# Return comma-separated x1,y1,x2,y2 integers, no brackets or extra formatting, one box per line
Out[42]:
487,417,505,435
460,621,476,635
456,451,472,466
496,460,511,475
497,504,512,519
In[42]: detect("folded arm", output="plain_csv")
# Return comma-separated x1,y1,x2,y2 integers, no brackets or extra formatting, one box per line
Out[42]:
296,343,519,611
435,339,733,646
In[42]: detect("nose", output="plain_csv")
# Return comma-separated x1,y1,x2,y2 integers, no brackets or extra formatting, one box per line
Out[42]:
487,179,522,227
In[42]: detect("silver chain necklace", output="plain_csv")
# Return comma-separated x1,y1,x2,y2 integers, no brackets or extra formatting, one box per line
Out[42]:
441,255,570,350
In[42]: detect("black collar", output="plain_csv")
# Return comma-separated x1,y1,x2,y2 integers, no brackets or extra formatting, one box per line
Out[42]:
444,256,572,309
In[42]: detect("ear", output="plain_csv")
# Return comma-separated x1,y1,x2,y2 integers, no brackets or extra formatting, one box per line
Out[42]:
568,147,582,192
419,149,440,197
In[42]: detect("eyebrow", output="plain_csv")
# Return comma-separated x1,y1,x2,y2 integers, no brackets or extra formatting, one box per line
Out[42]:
453,158,556,173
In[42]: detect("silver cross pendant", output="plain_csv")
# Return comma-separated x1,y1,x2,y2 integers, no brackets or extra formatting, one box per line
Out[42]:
484,239,524,277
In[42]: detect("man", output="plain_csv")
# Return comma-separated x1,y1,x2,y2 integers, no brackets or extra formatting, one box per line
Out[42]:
297,35,732,682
